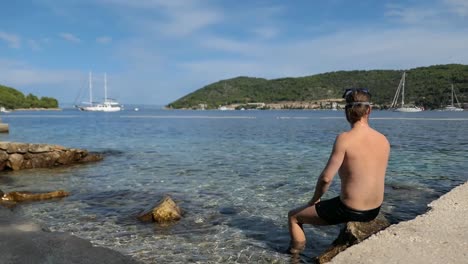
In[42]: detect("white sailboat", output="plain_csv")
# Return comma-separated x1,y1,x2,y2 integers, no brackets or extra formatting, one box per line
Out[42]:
390,72,423,112
76,72,122,112
440,84,463,111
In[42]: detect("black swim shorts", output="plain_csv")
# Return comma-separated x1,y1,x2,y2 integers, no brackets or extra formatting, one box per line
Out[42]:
315,196,380,225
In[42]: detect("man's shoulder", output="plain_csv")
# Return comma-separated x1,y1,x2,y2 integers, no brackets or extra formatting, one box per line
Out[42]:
336,131,350,140
370,129,391,147
335,132,352,147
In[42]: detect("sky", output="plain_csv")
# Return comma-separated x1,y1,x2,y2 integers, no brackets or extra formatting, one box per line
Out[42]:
1,0,468,106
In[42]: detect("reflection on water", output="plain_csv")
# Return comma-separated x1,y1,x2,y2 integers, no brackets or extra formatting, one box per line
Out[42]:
1,109,467,263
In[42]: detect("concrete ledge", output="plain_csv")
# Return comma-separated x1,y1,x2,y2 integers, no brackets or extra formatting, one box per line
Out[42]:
329,181,468,264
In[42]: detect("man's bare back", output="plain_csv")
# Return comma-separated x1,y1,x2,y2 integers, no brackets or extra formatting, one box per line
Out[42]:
337,125,390,210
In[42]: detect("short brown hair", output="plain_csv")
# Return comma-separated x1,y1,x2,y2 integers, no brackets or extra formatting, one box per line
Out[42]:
344,90,371,124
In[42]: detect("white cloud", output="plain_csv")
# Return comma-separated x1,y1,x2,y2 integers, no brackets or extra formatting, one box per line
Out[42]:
159,9,222,37
199,36,263,56
0,60,82,87
180,60,265,79
0,31,21,48
96,36,112,44
97,0,223,37
385,0,468,26
384,3,445,26
252,27,279,39
28,39,41,51
59,32,81,43
181,28,468,81
444,0,468,17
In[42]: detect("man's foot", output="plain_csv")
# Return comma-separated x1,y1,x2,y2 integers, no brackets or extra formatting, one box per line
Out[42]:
287,240,306,254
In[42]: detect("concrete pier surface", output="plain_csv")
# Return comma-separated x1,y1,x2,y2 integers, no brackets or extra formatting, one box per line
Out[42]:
330,181,468,264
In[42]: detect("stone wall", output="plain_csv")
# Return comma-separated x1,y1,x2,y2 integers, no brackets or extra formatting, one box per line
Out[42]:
0,142,103,171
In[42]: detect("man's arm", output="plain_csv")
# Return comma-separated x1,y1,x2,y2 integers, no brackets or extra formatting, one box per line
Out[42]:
308,133,347,205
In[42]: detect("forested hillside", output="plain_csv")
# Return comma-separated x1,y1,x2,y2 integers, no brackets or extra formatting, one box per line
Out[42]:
0,84,58,109
167,64,468,109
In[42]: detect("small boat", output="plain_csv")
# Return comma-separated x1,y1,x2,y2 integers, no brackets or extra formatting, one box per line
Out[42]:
390,72,423,112
440,84,463,111
76,72,122,112
0,107,11,113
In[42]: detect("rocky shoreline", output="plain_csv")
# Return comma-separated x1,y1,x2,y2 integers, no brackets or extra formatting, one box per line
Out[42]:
0,142,102,171
0,141,139,263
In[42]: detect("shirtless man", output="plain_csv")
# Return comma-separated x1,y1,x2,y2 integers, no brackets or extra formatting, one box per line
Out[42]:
287,88,390,253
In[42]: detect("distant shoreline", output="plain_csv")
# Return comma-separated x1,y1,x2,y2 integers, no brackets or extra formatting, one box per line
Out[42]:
10,108,62,111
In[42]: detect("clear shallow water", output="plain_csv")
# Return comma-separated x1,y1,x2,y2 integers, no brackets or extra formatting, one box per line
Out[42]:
1,108,467,263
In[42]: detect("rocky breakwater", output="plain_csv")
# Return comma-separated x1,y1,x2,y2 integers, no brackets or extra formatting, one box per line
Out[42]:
0,141,103,171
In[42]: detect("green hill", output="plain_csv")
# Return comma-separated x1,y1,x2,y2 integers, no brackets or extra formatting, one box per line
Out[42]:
167,64,468,110
0,84,59,109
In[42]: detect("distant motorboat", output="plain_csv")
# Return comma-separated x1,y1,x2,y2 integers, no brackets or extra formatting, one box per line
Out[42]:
441,106,463,112
218,106,234,111
331,102,338,111
75,72,122,112
0,106,11,113
390,72,423,112
439,84,463,111
393,107,424,112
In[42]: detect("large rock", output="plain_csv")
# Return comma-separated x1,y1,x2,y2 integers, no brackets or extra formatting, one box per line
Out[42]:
316,215,390,263
0,150,9,170
138,196,182,223
7,153,24,170
0,207,140,264
0,142,103,171
28,144,52,153
1,190,70,202
0,123,8,133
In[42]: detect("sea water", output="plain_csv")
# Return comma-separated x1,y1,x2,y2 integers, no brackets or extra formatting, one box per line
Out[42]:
1,108,467,263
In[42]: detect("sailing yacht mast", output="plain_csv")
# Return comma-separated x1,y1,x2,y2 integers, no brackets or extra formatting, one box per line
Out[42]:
391,72,404,108
76,71,122,112
401,72,406,106
89,72,93,105
451,84,454,107
104,73,107,102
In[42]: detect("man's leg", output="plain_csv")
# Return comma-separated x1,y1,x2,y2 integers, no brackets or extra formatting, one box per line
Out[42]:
288,204,328,253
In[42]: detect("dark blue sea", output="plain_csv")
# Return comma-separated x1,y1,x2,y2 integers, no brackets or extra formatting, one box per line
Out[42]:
1,108,467,263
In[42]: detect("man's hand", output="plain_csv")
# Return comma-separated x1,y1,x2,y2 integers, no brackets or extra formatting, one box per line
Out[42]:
307,198,320,206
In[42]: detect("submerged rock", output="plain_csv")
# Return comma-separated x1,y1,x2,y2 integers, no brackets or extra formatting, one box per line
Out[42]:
0,141,103,171
1,190,70,202
138,196,182,223
316,215,390,263
0,206,140,264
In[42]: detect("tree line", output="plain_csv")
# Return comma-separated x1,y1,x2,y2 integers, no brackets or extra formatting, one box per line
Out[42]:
0,84,59,109
167,64,468,110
